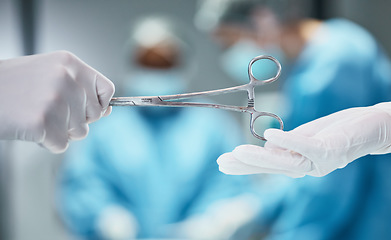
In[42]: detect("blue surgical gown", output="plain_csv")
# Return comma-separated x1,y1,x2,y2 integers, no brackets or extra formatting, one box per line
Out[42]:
57,105,253,239
261,19,391,240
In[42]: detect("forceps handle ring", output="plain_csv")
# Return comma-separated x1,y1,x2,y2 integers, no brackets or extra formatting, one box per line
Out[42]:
250,112,284,141
248,55,282,85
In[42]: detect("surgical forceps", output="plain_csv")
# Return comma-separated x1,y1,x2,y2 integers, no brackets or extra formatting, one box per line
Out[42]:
109,55,283,140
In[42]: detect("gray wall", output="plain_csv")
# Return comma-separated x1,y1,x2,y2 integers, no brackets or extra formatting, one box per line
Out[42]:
36,0,234,99
0,0,23,58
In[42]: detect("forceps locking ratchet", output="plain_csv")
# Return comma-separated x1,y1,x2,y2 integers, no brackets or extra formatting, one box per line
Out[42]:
109,55,284,141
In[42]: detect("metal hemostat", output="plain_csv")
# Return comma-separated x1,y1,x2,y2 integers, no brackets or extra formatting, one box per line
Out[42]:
110,55,284,140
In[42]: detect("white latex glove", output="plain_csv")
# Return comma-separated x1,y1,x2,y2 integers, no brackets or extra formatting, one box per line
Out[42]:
169,194,260,240
0,51,115,153
218,103,391,177
96,205,138,240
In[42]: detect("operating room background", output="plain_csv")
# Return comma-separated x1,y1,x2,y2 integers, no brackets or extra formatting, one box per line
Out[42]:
1,0,391,239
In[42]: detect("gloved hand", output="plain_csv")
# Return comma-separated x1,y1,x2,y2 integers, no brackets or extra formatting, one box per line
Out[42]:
0,51,115,153
218,103,391,177
167,194,260,240
96,205,138,240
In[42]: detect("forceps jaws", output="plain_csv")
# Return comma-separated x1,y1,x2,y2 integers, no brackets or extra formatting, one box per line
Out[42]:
109,84,249,106
110,96,250,112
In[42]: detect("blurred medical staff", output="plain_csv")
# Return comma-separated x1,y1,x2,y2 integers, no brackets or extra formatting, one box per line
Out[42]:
57,16,258,240
197,0,391,239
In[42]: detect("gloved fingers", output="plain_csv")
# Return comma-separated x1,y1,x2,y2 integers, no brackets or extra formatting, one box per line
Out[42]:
40,99,70,153
264,129,322,157
67,53,115,123
84,72,115,122
62,77,89,140
290,114,339,136
264,141,285,150
217,153,305,178
103,106,112,117
68,52,116,111
218,152,273,175
232,144,312,173
95,73,115,114
68,123,89,140
49,51,102,123
290,107,365,136
76,69,107,123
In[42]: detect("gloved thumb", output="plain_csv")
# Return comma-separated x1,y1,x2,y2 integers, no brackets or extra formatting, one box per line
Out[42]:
96,74,115,116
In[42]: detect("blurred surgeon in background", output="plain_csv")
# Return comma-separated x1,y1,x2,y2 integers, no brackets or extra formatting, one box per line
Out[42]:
196,0,391,239
57,16,259,240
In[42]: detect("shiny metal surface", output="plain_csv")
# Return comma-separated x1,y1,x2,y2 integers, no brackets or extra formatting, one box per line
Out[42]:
110,55,283,140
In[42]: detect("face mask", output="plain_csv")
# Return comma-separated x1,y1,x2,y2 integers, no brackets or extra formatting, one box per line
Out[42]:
124,68,187,117
220,40,286,84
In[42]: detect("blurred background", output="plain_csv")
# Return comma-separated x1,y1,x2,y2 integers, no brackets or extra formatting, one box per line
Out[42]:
1,0,391,240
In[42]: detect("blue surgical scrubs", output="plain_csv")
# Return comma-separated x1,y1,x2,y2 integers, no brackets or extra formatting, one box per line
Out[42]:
57,105,253,239
262,19,391,240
